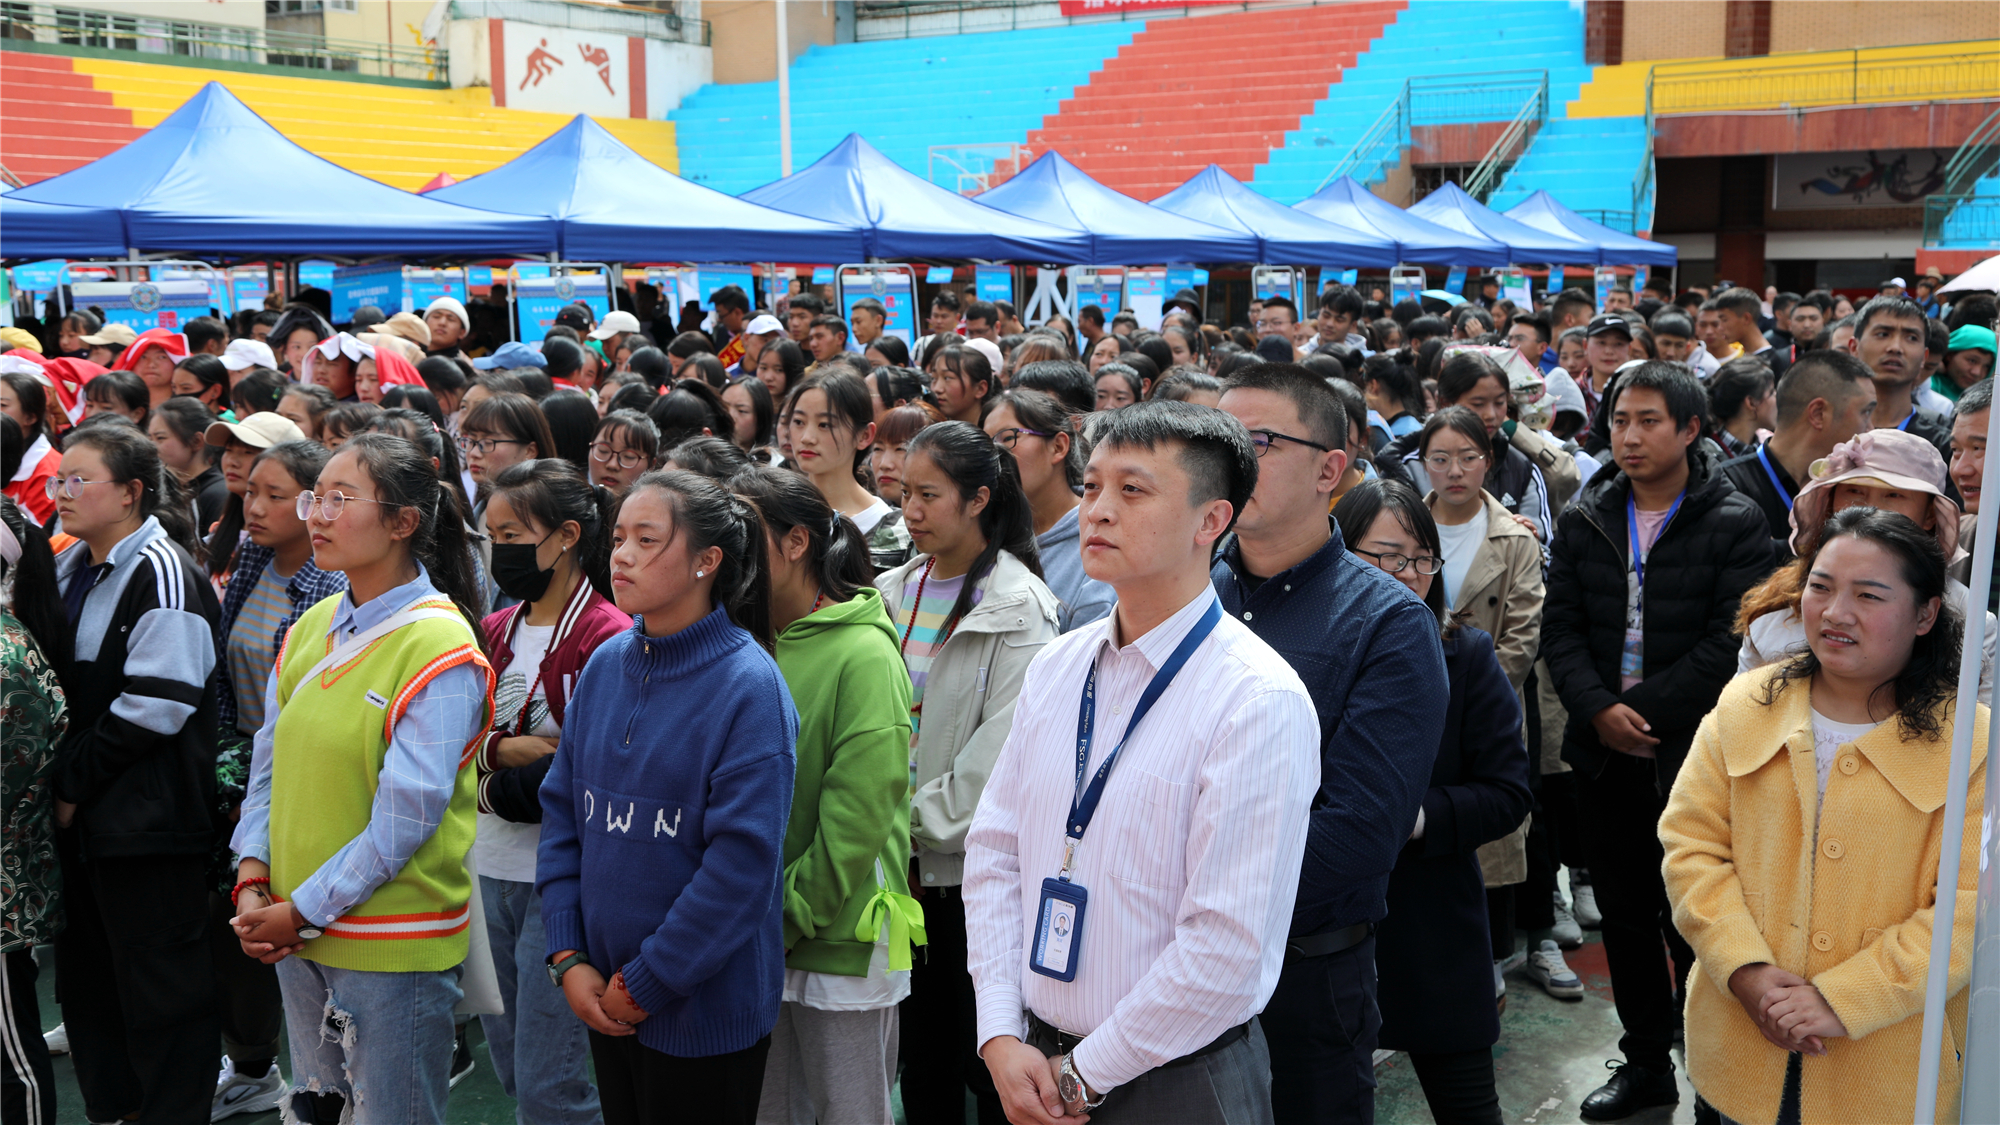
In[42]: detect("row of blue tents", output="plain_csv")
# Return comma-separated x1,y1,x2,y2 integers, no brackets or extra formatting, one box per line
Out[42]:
2,81,1675,269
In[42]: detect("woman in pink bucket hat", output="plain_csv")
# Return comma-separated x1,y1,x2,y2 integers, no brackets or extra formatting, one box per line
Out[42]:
1735,427,1995,692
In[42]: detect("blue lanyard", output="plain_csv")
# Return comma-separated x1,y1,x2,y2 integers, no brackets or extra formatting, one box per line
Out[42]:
1755,445,1793,511
1627,491,1686,588
1896,412,1916,432
1064,598,1222,879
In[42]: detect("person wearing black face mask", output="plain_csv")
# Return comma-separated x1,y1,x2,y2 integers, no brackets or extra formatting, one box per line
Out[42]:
471,459,626,1124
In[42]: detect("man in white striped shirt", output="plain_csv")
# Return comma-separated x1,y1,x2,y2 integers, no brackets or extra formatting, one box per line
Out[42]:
965,402,1321,1124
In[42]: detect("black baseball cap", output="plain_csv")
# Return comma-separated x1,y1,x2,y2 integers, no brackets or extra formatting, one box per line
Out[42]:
1585,314,1633,341
554,304,593,332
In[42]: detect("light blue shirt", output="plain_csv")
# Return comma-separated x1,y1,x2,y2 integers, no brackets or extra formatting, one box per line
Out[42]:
234,564,486,927
1035,505,1115,633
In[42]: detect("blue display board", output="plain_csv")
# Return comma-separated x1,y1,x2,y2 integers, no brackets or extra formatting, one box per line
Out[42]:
330,264,405,324
10,260,65,293
1072,272,1121,317
811,267,835,285
694,267,755,309
232,271,269,311
1594,266,1617,312
1444,265,1467,300
298,261,335,291
406,269,466,316
72,279,213,331
974,265,1013,306
839,269,916,345
925,266,956,285
1547,266,1565,295
515,275,611,340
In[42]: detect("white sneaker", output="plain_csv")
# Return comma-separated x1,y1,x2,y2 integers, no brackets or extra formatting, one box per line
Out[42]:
215,1055,234,1093
1527,939,1585,1000
1551,891,1584,950
1570,869,1603,929
43,1022,67,1055
1492,958,1507,998
212,1062,286,1122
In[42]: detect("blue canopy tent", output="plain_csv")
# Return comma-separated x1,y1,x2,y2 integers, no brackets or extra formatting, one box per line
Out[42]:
429,115,866,264
741,134,1090,262
973,151,1259,264
1293,176,1508,267
1150,166,1398,267
1502,191,1678,268
9,83,556,258
1407,182,1596,264
1,194,129,259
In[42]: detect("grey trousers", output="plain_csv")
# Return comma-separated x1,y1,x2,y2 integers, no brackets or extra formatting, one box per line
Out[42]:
754,1002,899,1125
1032,1022,1275,1125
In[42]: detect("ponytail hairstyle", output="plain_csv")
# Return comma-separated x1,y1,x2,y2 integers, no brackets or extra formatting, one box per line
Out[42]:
323,402,384,448
903,420,1041,626
663,435,753,481
338,432,489,653
231,368,287,418
1162,321,1206,364
869,366,929,416
998,387,1085,489
730,463,873,605
1,496,71,671
489,458,617,600
152,396,216,457
0,371,53,444
62,415,201,559
622,468,774,651
363,406,474,523
646,379,732,451
280,383,338,440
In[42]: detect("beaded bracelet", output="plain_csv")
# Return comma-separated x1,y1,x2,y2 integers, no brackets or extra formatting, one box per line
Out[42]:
230,876,271,910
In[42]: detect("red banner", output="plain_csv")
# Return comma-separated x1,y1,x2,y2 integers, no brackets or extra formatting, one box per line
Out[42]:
1057,0,1233,14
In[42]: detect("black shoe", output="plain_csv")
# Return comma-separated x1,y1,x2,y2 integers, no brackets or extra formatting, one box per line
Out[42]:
449,1025,475,1089
1580,1060,1678,1121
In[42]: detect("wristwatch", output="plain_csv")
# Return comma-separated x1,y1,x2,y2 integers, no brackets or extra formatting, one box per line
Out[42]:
1058,1053,1105,1109
547,950,590,987
292,906,324,942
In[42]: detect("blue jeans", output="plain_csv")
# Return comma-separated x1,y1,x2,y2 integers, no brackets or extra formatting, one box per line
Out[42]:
480,875,602,1125
276,955,462,1125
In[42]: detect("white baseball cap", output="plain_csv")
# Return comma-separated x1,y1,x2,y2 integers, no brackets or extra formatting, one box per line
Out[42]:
744,313,785,336
221,338,276,372
588,310,641,340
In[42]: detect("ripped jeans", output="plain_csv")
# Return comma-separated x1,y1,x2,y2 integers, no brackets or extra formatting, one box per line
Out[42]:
276,956,464,1124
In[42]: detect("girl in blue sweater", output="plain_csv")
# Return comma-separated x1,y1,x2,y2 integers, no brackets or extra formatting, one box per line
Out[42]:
538,469,798,1125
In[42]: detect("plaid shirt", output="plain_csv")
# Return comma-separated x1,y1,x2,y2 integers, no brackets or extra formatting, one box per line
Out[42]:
215,544,348,734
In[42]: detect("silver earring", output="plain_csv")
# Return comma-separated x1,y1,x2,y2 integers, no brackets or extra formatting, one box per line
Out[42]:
695,570,705,577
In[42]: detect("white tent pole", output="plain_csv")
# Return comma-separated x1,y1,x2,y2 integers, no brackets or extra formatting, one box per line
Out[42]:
1914,356,2000,1122
1955,308,2000,1124
776,1,792,178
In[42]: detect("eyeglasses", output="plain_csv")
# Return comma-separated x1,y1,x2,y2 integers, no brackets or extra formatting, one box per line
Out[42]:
296,489,391,522
1354,548,1444,576
1245,429,1333,458
590,442,647,469
990,427,1049,449
45,474,122,500
1423,451,1490,472
456,435,528,456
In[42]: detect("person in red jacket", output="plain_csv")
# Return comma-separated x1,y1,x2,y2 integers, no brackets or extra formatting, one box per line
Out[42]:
475,458,628,1124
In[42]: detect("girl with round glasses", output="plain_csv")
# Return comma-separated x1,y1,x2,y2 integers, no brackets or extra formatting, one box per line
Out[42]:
1333,477,1531,1125
230,432,493,1125
588,409,660,495
48,419,218,1123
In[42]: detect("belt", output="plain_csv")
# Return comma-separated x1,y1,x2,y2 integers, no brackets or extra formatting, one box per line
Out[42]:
1025,1011,1248,1069
1284,921,1373,963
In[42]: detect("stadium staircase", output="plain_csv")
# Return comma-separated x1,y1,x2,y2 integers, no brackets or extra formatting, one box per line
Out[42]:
0,50,678,189
1250,0,1594,204
1022,1,1402,200
1483,58,1650,228
667,24,1138,195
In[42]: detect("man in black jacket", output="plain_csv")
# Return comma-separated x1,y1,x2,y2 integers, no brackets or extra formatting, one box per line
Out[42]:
1542,362,1774,1120
1848,294,1952,460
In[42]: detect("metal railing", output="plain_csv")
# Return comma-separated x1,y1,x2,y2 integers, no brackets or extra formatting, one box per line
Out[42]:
1924,193,2000,248
1942,105,2000,197
1648,40,2000,115
448,0,708,46
928,143,1033,195
1578,209,1637,234
1464,74,1549,201
1317,70,1548,194
0,1,444,79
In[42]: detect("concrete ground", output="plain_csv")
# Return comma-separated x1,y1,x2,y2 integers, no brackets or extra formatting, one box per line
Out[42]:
34,930,1695,1124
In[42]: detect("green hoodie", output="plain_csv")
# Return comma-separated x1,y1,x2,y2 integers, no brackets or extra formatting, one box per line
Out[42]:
774,587,924,977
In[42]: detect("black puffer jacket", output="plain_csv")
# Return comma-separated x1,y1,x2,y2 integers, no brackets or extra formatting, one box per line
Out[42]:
1542,443,1774,782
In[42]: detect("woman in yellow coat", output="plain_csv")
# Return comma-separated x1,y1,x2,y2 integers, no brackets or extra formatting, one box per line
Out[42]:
1662,506,1985,1124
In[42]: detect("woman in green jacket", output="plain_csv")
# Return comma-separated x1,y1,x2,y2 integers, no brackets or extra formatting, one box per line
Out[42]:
733,465,923,1125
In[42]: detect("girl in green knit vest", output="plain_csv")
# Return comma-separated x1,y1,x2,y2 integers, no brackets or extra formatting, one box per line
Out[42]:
732,465,922,1124
230,433,494,1125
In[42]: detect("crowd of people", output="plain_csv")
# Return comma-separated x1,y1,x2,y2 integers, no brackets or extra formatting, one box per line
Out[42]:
0,266,1992,1125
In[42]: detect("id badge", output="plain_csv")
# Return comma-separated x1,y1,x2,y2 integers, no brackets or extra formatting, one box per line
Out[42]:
1620,626,1644,681
1029,878,1088,982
